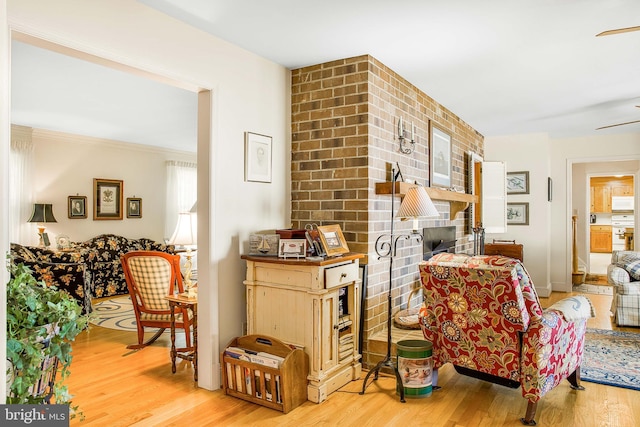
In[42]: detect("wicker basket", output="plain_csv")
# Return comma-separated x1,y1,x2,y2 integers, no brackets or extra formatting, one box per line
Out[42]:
393,288,423,330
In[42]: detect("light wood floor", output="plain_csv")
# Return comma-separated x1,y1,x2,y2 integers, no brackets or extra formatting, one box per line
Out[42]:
68,291,640,427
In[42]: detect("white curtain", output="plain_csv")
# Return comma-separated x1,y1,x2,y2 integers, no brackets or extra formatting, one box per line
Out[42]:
9,128,35,244
166,160,197,240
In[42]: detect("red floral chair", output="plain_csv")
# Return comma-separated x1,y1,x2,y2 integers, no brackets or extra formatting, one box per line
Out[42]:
418,253,594,425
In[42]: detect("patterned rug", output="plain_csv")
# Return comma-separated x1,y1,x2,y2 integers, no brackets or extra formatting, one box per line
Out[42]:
90,296,140,331
581,328,640,391
572,283,613,295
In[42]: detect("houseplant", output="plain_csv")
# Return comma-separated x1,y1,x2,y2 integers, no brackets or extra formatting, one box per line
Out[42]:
6,262,89,413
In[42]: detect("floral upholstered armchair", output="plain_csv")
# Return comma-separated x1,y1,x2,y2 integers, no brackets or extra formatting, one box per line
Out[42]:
418,253,594,425
10,243,93,314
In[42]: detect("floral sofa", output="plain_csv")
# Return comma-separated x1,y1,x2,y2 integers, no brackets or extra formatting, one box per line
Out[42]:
10,243,93,314
10,234,173,313
418,253,594,425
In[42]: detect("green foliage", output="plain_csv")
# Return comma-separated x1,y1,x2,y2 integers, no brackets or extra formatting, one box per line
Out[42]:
6,262,89,414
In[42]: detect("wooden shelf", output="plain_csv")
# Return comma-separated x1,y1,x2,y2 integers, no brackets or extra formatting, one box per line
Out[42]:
375,182,479,218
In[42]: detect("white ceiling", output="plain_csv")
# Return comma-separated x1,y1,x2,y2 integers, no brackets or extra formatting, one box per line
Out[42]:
10,0,640,151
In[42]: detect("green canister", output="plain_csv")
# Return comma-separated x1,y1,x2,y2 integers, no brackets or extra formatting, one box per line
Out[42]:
396,339,433,398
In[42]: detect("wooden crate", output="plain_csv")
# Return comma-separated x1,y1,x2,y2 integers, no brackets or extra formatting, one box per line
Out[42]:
221,335,309,413
484,240,524,262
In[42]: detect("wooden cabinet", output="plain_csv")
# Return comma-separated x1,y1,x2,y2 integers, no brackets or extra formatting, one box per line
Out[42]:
590,176,634,212
612,183,634,196
590,225,612,253
590,184,611,213
242,253,363,403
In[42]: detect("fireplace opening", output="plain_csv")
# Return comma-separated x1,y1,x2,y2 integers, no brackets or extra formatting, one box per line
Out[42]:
423,226,457,260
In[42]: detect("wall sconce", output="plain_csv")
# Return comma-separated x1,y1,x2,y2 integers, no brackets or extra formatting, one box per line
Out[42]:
397,116,416,154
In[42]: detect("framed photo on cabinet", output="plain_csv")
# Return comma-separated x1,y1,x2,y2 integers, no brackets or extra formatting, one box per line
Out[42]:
317,224,350,256
94,178,123,220
430,124,452,188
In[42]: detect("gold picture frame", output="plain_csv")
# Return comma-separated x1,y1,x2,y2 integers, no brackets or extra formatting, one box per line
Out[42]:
94,178,123,220
317,224,350,256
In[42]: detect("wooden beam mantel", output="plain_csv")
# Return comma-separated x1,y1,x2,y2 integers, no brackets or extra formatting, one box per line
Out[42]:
375,182,479,218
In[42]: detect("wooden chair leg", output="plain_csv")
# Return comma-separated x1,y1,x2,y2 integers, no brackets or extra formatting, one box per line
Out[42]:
521,401,537,426
567,367,585,390
127,328,165,350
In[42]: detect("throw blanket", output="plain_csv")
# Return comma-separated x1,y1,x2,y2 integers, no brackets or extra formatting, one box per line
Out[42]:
548,296,596,321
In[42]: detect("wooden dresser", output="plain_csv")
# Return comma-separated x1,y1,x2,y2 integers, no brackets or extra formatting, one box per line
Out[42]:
241,253,363,403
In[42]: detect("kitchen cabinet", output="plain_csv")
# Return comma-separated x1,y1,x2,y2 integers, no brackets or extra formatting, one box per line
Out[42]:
612,183,634,196
590,225,612,253
590,184,611,213
242,253,363,403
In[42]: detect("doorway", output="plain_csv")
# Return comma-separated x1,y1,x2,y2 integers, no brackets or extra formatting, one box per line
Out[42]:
582,171,637,282
8,32,216,389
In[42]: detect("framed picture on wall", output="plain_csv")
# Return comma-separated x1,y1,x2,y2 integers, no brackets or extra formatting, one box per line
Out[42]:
506,171,530,194
68,195,87,219
507,202,529,225
126,197,142,218
245,132,272,183
430,124,452,188
94,178,123,220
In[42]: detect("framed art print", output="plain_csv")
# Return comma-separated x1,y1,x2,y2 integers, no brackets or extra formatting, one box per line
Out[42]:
94,178,123,220
278,239,306,259
245,132,272,183
68,195,87,219
506,171,530,194
127,197,142,218
507,202,529,225
430,124,452,188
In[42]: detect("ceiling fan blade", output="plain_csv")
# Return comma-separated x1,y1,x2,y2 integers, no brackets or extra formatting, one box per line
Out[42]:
596,26,640,37
596,119,640,130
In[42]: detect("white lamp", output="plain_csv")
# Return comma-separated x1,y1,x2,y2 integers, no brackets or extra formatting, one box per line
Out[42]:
396,186,439,232
169,208,197,296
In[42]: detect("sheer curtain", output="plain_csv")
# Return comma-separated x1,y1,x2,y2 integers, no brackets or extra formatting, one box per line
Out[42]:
9,127,35,244
165,160,197,240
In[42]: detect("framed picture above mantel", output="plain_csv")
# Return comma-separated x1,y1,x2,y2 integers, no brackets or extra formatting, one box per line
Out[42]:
429,124,452,188
94,178,123,220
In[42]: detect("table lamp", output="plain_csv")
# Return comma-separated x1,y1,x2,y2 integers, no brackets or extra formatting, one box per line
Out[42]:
169,209,197,296
28,203,57,247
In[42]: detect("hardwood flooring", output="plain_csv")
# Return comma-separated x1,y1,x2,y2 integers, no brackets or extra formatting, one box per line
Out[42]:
67,290,640,427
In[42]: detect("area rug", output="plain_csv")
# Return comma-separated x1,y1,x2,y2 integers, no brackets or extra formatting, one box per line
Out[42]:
573,283,613,295
581,328,640,391
90,296,139,331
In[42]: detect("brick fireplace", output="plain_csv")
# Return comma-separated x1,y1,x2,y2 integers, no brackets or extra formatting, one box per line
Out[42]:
290,55,484,368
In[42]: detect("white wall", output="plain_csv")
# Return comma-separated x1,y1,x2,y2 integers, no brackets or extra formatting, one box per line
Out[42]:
1,0,9,402
486,132,640,295
19,127,197,245
4,0,291,391
484,133,552,297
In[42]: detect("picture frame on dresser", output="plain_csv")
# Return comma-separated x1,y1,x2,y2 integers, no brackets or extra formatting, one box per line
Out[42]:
68,195,87,219
94,178,123,220
317,224,350,256
429,124,452,188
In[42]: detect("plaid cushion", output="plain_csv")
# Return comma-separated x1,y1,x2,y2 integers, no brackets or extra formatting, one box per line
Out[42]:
618,258,640,281
615,294,640,326
127,256,173,312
